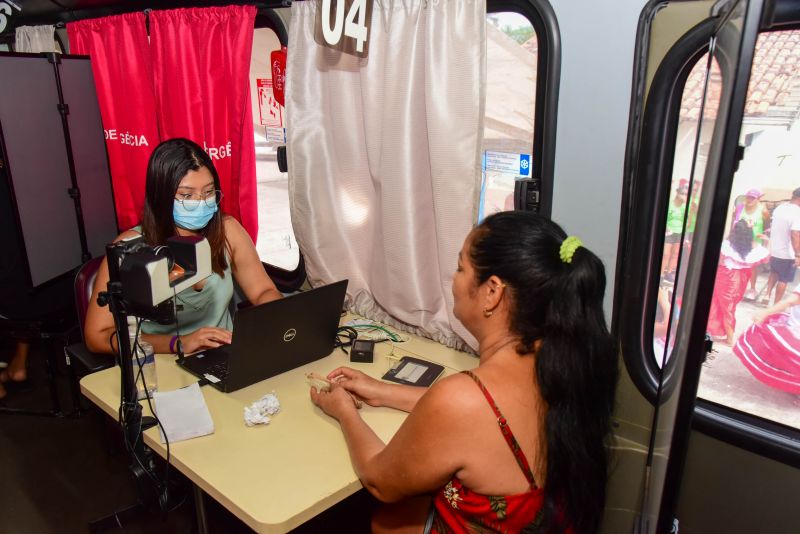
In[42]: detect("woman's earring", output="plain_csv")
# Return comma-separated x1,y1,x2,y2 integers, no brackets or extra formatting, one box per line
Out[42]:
483,308,493,318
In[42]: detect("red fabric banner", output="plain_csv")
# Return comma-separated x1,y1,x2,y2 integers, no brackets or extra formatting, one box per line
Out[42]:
67,13,159,231
149,6,259,241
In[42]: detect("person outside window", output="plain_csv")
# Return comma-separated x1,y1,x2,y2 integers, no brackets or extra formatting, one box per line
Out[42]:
763,187,800,306
706,220,769,346
661,185,689,284
731,188,771,300
734,288,800,395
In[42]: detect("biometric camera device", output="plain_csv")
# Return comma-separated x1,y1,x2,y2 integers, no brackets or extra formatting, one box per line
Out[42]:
110,235,212,324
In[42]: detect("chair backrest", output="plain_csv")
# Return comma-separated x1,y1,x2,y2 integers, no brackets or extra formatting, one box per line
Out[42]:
74,257,103,335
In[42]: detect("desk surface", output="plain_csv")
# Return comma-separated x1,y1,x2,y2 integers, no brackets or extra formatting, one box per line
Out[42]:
80,317,476,533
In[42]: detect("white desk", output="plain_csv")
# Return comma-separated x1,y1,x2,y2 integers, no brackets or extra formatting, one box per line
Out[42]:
80,318,476,533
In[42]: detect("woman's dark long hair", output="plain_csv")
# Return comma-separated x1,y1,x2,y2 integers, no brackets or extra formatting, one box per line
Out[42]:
469,211,618,534
141,138,228,276
729,219,754,261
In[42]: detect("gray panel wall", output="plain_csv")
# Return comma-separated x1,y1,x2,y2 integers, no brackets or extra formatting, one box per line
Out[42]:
60,57,118,256
0,55,82,286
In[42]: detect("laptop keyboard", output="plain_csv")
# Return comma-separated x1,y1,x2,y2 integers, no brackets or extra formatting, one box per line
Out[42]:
205,360,230,382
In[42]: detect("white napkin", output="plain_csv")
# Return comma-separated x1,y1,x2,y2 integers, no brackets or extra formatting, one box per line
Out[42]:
244,392,281,426
153,382,215,443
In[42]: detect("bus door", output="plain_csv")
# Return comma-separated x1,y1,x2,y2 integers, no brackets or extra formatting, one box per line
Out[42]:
634,0,767,531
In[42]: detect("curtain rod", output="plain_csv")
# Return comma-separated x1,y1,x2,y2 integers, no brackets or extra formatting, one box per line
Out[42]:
46,3,288,30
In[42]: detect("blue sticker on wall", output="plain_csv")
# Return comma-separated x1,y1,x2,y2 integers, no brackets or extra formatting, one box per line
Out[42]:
519,154,530,176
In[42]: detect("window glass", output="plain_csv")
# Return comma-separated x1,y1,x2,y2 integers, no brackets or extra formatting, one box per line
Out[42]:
480,12,537,220
653,54,720,371
699,30,800,430
249,27,299,270
660,30,800,430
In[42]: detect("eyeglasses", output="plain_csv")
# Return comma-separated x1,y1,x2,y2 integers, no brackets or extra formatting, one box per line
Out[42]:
174,190,223,211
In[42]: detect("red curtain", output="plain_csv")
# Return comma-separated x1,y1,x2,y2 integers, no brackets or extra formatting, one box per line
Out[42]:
67,13,159,231
149,6,259,241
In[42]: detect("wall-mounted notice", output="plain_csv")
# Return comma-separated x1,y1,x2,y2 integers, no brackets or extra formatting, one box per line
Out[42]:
257,78,285,146
479,151,533,221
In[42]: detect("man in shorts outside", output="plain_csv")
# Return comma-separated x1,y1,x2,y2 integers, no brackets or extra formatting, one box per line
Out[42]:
764,187,800,306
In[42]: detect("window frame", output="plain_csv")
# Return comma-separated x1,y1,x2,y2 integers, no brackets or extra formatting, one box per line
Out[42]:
486,0,560,217
252,8,307,289
615,0,800,467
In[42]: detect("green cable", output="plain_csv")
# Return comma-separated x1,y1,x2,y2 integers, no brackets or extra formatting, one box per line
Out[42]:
350,324,406,342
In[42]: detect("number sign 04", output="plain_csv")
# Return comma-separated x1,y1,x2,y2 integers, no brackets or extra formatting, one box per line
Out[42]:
0,2,22,34
314,0,374,58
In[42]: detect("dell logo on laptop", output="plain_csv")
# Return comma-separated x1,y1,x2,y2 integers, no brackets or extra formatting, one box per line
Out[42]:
283,328,297,342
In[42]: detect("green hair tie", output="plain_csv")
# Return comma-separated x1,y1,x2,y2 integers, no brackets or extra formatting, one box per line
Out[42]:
559,236,583,264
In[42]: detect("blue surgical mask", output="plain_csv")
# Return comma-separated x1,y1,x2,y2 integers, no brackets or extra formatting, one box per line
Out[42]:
173,200,218,230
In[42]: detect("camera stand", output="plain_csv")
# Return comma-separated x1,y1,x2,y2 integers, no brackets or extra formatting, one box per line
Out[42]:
88,242,167,532
87,235,211,532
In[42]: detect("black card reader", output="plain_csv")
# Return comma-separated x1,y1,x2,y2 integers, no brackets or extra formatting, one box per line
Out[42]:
350,339,375,363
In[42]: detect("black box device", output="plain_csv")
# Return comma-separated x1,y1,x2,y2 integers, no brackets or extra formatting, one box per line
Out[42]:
350,339,375,363
381,356,444,387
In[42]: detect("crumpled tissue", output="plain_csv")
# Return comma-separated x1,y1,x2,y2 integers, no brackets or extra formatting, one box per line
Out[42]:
244,392,281,426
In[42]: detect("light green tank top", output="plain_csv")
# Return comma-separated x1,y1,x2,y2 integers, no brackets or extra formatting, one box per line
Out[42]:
738,205,765,243
128,227,233,335
666,200,687,234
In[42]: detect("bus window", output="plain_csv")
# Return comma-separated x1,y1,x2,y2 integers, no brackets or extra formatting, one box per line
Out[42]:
697,29,800,431
480,12,537,219
653,55,720,370
249,26,299,270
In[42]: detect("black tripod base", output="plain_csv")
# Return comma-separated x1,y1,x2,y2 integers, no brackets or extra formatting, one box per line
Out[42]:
88,501,147,533
87,481,191,533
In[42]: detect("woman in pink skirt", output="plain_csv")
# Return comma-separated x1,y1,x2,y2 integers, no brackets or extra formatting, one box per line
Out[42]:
734,289,800,395
706,220,769,345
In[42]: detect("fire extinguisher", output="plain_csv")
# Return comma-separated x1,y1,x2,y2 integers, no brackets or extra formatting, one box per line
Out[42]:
271,46,287,107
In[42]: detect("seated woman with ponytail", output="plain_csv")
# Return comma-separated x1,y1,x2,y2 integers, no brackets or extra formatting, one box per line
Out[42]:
84,138,282,356
310,211,618,533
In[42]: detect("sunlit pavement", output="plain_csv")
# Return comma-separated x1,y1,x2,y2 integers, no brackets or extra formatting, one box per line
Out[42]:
253,144,300,272
698,272,800,429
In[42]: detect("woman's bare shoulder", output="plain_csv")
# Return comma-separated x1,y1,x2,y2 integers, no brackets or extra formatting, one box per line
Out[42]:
113,228,143,243
222,214,242,229
419,371,484,415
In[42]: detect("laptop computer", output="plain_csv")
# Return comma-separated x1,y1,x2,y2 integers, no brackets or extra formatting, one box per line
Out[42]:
177,279,348,392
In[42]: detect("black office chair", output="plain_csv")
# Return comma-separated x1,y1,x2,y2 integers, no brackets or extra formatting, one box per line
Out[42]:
263,251,307,294
63,257,114,415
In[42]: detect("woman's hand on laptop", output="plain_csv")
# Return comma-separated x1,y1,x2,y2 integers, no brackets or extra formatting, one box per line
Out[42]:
182,327,233,354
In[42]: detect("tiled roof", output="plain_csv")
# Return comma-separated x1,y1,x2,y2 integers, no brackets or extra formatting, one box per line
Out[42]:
680,30,800,124
522,35,538,55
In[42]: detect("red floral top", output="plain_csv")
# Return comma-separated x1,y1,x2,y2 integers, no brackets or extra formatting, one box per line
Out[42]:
431,371,559,534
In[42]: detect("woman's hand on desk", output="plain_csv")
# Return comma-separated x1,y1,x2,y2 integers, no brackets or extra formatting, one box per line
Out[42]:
327,367,385,407
181,327,233,354
310,383,360,420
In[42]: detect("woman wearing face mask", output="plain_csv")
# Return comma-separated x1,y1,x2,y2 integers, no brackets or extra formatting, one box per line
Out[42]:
84,138,282,356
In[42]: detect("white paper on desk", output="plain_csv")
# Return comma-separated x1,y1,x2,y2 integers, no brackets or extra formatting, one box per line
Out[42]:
153,382,215,443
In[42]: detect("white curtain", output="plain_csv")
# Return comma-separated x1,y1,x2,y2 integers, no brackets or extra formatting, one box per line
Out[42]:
286,0,486,350
15,25,58,53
